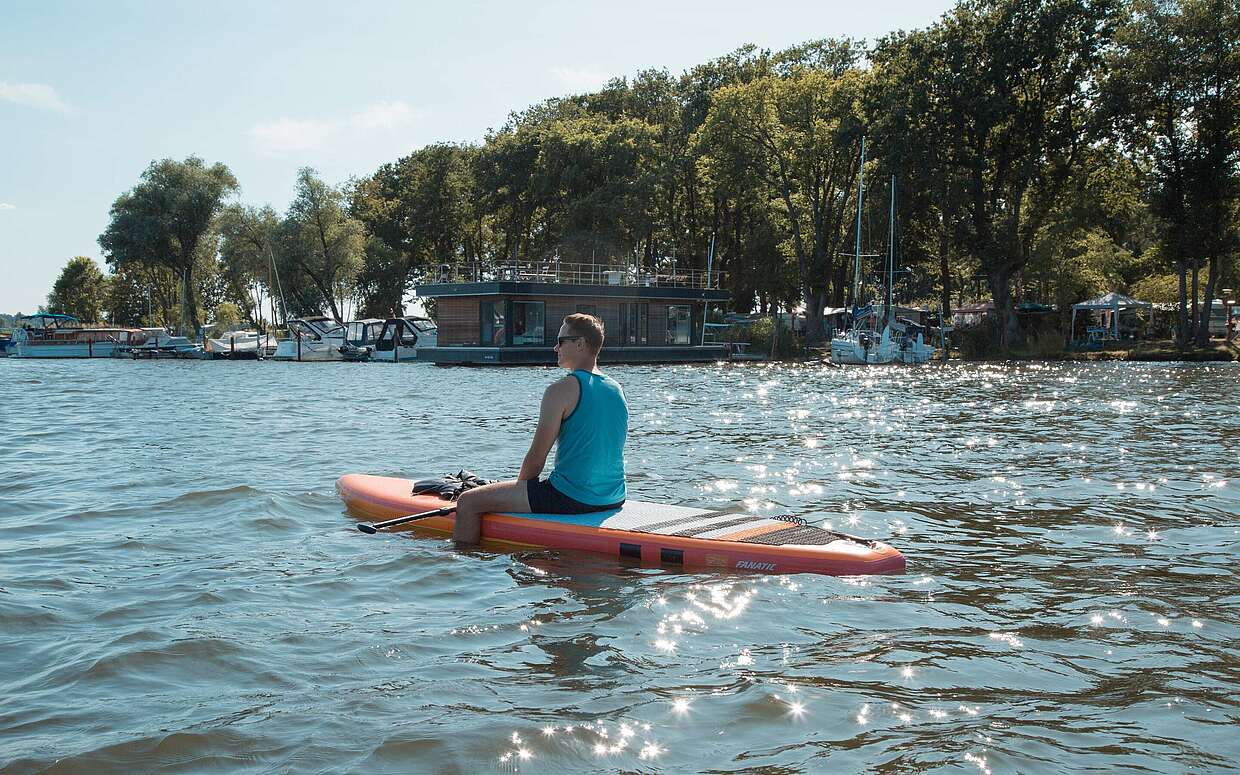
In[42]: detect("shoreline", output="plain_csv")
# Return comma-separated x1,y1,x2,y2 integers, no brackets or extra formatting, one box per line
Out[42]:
800,339,1239,364
988,340,1239,363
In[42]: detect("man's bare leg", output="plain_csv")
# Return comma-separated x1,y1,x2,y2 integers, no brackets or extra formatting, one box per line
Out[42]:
453,479,532,544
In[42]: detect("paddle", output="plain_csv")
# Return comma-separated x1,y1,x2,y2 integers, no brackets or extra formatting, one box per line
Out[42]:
357,504,457,534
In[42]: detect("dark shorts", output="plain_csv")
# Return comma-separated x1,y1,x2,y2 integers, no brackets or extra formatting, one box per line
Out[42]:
526,478,624,515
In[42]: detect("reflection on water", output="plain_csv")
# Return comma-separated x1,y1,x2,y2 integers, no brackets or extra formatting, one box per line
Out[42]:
1,358,1237,772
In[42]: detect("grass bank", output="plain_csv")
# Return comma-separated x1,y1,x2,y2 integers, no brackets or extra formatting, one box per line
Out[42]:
950,338,1239,362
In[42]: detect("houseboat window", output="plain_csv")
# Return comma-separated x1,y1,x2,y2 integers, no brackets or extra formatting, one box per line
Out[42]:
512,301,545,346
620,303,648,345
480,302,505,346
667,305,692,345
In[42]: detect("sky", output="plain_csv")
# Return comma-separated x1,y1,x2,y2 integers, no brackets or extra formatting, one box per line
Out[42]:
0,0,956,315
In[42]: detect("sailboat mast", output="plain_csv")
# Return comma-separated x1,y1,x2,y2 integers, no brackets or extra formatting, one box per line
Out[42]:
887,175,896,314
851,137,865,307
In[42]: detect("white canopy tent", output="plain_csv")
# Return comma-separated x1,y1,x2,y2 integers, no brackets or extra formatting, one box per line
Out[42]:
1070,292,1153,344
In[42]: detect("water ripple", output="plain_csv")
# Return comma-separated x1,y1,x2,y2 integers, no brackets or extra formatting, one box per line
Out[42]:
0,358,1237,772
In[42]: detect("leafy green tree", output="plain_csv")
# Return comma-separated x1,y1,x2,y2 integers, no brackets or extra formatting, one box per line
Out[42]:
476,121,548,263
212,301,245,330
353,236,408,318
870,27,974,319
698,58,865,345
279,168,364,323
876,0,1117,351
219,204,282,326
104,263,151,326
535,113,662,262
352,144,480,315
47,256,109,322
1108,0,1240,345
98,157,238,334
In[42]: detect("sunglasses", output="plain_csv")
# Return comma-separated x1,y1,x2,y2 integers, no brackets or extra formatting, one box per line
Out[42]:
556,335,582,346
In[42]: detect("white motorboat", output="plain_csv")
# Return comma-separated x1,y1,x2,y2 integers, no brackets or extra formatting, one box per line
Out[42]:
339,318,385,361
340,317,438,362
204,330,278,358
116,327,202,358
270,317,347,361
10,313,139,358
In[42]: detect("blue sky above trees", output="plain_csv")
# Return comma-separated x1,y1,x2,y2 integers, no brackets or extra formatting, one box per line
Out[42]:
0,0,954,313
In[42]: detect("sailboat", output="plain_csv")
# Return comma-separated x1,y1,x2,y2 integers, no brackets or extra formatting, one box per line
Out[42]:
830,142,935,366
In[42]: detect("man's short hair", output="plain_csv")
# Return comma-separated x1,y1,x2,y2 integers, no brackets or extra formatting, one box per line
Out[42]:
564,313,604,354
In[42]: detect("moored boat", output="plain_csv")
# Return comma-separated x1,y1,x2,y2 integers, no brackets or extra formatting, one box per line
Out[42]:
830,159,935,366
116,327,202,358
270,317,347,361
204,329,278,359
340,316,438,362
830,305,935,365
10,313,139,358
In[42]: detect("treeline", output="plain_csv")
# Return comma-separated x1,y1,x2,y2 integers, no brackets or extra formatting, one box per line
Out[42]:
45,0,1237,350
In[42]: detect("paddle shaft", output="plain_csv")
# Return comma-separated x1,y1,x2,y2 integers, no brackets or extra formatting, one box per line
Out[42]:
357,504,456,534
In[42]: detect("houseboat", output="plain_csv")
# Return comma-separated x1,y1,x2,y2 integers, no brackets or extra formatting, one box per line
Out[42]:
413,260,729,365
10,313,139,358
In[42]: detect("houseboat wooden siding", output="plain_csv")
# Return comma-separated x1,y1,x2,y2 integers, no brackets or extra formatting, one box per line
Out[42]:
436,298,481,346
416,280,730,365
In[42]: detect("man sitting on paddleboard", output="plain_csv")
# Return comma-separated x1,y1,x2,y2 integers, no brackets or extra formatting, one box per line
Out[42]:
453,313,628,544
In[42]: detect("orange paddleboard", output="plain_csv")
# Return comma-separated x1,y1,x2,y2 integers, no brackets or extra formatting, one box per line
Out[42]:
338,474,906,576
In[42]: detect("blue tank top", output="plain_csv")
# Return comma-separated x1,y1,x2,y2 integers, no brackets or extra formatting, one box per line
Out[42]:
549,370,628,506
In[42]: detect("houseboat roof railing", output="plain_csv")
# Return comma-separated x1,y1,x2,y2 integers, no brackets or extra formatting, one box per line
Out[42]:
432,259,724,290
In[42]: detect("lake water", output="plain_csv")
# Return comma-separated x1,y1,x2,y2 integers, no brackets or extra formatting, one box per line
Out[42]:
1,357,1237,773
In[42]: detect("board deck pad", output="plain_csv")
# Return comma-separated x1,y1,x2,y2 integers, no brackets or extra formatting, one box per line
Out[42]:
505,504,861,546
337,474,905,576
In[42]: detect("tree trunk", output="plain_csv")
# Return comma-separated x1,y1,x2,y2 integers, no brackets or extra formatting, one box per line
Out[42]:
303,265,345,324
1177,259,1189,347
938,222,952,322
1196,254,1221,346
803,290,824,349
243,285,259,328
180,267,195,336
986,263,1019,353
1190,259,1200,341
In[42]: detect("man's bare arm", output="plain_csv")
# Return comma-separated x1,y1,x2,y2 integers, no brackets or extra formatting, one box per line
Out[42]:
518,377,578,480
